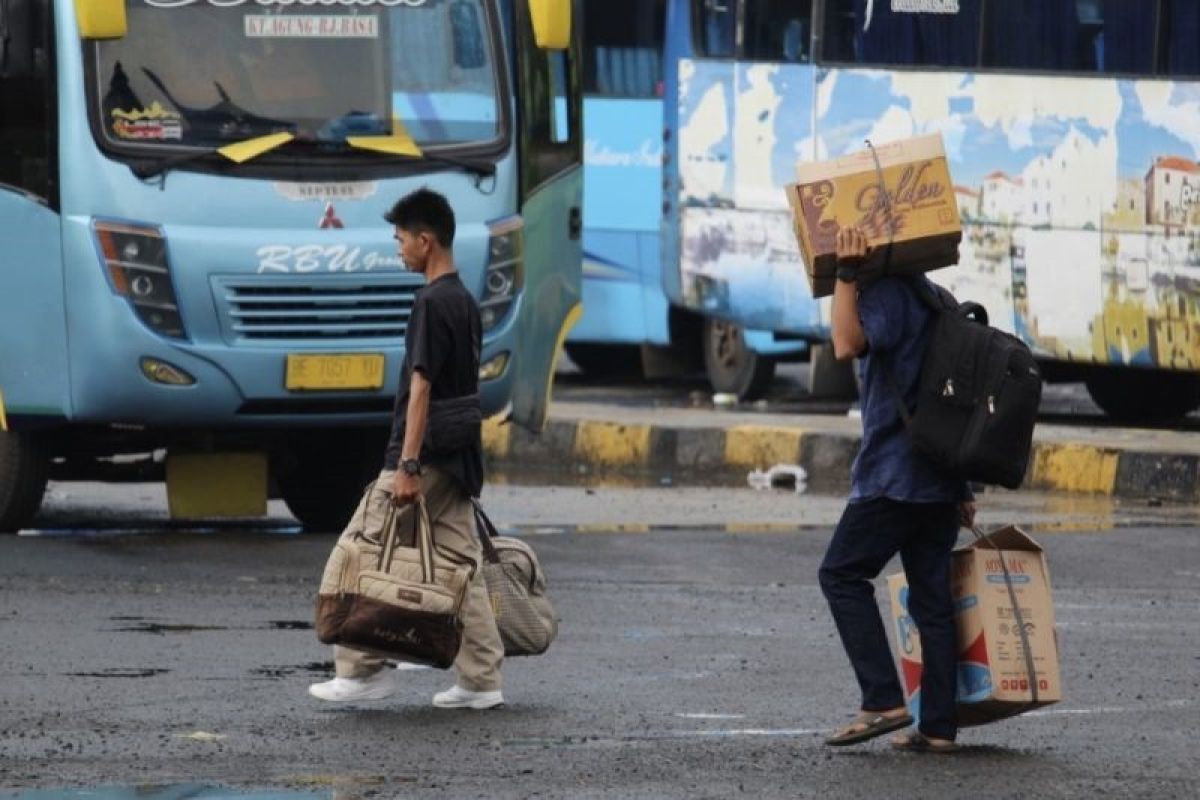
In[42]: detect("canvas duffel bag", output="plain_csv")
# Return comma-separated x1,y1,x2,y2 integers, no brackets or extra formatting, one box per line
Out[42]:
473,501,558,657
315,496,473,669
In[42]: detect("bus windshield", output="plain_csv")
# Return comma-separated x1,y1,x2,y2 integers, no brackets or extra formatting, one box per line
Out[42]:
90,0,503,153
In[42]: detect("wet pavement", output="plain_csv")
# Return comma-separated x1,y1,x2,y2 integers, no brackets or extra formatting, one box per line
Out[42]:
2,483,1198,798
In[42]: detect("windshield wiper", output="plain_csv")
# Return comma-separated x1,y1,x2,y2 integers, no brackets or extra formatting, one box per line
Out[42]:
131,135,497,182
342,115,497,182
131,132,296,180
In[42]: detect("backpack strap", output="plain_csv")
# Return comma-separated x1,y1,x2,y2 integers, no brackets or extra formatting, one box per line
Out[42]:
905,276,989,326
879,278,950,432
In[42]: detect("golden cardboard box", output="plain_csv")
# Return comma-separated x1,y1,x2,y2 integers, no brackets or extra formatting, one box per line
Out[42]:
785,133,962,298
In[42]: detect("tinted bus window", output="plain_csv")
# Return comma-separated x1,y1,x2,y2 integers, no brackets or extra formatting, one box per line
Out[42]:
1160,0,1200,77
694,0,736,58
820,0,979,68
0,0,52,200
743,0,813,63
583,0,666,96
983,0,1155,74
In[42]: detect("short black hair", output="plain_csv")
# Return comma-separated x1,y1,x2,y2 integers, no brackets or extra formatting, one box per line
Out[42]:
384,188,456,248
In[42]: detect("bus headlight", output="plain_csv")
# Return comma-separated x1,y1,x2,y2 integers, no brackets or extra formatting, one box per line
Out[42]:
480,216,523,332
94,221,186,340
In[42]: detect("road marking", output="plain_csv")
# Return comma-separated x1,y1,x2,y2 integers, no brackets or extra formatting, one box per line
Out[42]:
674,713,747,720
1026,699,1193,719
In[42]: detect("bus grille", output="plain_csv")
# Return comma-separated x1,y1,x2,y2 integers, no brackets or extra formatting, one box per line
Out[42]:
214,275,419,342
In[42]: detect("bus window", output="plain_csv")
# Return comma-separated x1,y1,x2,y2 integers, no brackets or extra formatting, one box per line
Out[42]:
1159,1,1200,77
0,0,52,201
743,0,812,63
983,0,1155,75
820,0,979,68
550,49,572,143
518,1,581,190
583,0,665,97
694,0,736,59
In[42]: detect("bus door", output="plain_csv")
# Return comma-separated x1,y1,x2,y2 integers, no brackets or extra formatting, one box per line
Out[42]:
0,0,70,426
509,0,583,431
664,0,821,336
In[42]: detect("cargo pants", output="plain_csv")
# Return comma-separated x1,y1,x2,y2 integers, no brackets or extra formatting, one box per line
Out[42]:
332,467,504,692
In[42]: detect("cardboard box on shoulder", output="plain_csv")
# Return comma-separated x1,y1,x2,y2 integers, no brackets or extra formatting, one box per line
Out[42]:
785,133,962,298
887,526,1062,727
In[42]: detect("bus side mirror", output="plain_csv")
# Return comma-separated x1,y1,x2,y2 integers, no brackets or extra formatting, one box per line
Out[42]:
528,0,570,50
75,0,127,40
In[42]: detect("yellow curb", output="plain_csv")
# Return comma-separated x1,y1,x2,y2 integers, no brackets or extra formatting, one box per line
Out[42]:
481,415,511,459
573,421,653,467
573,523,652,534
724,523,804,534
1029,443,1119,495
724,426,805,469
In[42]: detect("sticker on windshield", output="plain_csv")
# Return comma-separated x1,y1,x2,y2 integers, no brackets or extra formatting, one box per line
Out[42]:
244,15,380,38
111,102,183,141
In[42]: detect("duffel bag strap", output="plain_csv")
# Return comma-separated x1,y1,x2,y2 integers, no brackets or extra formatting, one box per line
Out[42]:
471,499,502,565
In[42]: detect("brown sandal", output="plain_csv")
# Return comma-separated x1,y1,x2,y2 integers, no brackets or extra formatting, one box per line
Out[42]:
890,729,960,753
824,710,914,747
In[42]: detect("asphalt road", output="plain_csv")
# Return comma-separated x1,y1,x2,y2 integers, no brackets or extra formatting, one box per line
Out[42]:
2,485,1198,799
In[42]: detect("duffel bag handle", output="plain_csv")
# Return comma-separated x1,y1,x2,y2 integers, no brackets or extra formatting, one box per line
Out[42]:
378,499,436,583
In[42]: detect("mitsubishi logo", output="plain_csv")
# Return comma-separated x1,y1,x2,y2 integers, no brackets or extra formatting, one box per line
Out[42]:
319,202,345,229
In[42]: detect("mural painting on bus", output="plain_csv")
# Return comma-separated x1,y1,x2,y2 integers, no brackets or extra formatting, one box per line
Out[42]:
677,59,821,333
677,61,1200,368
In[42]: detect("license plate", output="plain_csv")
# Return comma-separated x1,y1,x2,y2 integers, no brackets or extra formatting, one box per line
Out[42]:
285,353,386,391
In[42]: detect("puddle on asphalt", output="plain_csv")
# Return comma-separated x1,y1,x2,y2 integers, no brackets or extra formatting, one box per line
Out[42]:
104,619,313,635
19,521,304,538
0,787,328,800
251,662,334,679
63,668,170,679
113,623,229,634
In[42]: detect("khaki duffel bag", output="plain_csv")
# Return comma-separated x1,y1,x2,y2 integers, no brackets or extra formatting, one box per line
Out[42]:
316,497,473,669
473,501,558,657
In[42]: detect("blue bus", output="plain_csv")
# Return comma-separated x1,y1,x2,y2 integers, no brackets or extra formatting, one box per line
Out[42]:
0,0,583,532
661,0,1200,422
568,0,806,399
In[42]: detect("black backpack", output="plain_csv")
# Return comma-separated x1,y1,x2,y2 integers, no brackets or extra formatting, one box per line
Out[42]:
887,279,1042,490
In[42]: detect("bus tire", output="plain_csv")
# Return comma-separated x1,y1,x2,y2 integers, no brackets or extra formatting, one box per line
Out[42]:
703,318,775,401
0,431,49,534
278,429,384,533
564,343,644,379
1085,369,1200,423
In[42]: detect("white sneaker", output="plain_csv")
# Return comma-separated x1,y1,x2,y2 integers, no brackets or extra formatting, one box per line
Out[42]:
432,684,504,710
308,669,398,703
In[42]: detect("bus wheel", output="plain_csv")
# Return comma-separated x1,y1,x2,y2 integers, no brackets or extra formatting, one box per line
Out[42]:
704,318,775,401
278,430,384,533
564,343,644,379
0,431,49,534
1085,369,1200,423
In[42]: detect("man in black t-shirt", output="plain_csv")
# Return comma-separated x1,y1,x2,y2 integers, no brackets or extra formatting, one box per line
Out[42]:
309,188,504,709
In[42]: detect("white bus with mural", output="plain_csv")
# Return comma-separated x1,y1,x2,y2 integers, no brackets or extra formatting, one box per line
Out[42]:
663,0,1200,420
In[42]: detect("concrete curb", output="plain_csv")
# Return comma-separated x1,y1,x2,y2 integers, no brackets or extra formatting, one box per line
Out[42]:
484,413,1200,501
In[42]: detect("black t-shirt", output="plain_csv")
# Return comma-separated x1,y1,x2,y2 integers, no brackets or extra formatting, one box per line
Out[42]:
384,273,483,496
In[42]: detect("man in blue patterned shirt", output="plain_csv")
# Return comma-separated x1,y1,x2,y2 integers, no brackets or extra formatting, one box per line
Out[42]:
819,226,975,753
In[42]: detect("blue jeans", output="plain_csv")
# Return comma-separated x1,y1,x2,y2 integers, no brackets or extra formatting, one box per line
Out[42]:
818,498,960,741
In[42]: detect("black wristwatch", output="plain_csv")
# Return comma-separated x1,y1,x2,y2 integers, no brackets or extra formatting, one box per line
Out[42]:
836,263,859,283
400,458,423,477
